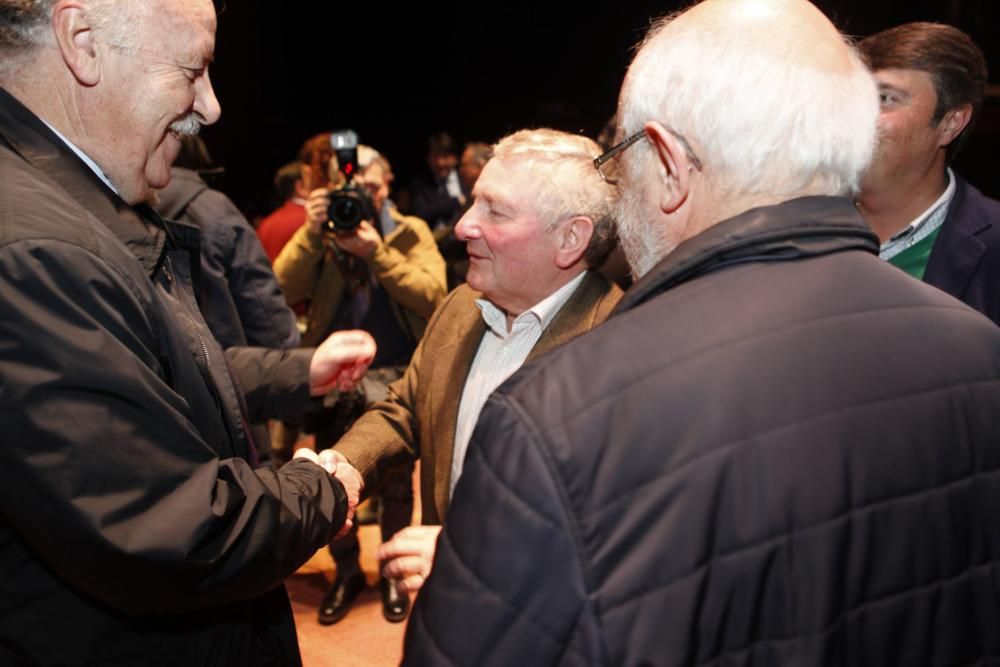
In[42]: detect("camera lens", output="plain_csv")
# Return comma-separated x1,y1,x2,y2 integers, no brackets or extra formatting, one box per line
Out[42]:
326,192,364,233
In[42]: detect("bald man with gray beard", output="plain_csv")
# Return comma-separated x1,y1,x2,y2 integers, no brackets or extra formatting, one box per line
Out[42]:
403,1,1000,665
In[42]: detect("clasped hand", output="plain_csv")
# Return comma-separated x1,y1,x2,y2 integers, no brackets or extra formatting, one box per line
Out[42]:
293,448,364,539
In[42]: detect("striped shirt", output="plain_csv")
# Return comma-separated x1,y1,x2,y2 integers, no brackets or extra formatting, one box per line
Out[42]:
450,271,588,499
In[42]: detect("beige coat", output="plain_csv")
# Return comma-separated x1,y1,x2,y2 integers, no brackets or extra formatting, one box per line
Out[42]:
336,271,622,524
273,208,447,346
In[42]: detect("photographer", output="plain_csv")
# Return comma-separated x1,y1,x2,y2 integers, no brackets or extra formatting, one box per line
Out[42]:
273,139,446,625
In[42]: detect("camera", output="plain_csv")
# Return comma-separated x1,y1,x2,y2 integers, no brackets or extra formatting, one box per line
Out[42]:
325,130,375,234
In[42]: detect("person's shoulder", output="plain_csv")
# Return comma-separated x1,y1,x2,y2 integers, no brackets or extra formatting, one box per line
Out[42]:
579,270,624,319
389,207,433,232
423,283,480,331
952,174,1000,224
0,145,102,253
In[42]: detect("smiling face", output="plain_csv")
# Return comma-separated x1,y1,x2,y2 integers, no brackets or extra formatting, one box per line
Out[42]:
453,156,565,316
861,68,951,196
94,0,220,204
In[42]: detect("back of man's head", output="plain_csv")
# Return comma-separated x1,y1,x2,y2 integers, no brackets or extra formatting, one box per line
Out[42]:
274,161,303,203
859,22,987,162
620,0,878,203
462,142,492,169
492,128,616,268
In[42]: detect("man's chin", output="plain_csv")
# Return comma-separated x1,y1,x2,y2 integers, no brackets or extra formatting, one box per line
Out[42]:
146,169,173,191
464,269,484,294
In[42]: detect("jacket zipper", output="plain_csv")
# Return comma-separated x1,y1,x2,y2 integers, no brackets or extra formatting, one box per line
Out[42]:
164,254,213,377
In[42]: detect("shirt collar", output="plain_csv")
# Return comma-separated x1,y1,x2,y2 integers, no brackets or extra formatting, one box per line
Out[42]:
39,119,121,196
476,270,588,337
879,167,955,259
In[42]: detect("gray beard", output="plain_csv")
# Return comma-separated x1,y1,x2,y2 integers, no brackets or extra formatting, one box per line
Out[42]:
613,185,672,280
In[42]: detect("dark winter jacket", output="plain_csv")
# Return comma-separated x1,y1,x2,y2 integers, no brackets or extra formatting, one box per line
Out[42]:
404,196,1000,666
925,174,1000,326
155,167,300,350
0,88,346,666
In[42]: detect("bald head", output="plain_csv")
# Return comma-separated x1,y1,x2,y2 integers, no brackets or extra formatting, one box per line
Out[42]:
679,0,855,72
621,0,876,198
613,0,879,276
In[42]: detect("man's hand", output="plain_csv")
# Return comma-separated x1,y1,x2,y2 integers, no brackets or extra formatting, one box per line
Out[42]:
318,449,364,539
309,330,375,395
293,449,364,539
377,525,442,594
304,188,331,235
332,220,382,259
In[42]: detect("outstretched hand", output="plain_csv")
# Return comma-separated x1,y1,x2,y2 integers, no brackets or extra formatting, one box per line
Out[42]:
293,448,365,540
309,330,376,396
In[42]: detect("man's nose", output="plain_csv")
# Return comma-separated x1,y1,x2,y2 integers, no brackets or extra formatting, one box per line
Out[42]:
195,71,222,126
454,210,478,240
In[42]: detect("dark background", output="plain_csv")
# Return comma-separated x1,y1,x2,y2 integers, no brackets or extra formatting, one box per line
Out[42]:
202,0,1000,218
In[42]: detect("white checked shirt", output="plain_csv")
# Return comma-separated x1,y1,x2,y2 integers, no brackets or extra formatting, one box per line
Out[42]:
879,168,956,261
449,271,588,499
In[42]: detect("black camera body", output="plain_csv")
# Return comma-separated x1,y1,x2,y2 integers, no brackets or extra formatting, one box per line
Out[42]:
325,130,375,234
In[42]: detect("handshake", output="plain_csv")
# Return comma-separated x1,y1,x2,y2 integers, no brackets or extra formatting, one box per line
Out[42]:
294,447,364,539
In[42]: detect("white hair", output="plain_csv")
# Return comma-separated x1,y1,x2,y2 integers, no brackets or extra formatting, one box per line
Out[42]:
619,13,879,200
0,0,139,76
86,0,140,51
328,144,391,185
492,128,617,267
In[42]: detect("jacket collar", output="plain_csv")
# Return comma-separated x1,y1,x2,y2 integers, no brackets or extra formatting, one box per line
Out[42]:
617,196,879,313
923,174,990,296
432,270,617,523
0,87,171,275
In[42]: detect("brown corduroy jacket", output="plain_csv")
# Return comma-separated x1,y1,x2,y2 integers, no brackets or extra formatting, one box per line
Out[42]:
335,270,622,524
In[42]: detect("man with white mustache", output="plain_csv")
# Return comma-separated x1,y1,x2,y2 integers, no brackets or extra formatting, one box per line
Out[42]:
0,1,374,664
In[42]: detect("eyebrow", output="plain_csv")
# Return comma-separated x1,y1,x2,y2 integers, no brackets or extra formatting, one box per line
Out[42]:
877,82,908,96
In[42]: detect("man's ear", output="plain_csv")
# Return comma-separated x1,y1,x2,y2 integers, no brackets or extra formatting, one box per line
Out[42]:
646,122,694,215
937,104,973,148
554,216,594,269
52,1,101,86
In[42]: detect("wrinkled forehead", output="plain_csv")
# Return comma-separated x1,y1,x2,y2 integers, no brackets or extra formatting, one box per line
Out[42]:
143,0,217,48
475,156,541,205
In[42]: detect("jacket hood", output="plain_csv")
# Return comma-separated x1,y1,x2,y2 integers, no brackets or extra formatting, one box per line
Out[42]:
155,167,209,221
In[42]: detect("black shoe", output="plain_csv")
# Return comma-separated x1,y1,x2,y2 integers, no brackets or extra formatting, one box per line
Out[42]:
381,577,410,623
318,571,366,625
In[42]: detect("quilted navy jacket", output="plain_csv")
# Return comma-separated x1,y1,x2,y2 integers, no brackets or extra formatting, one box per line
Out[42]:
404,197,1000,666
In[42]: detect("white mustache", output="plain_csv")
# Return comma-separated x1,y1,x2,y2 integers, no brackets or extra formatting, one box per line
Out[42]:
169,114,202,137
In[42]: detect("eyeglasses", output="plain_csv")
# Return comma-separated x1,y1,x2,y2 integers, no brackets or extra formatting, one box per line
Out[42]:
593,128,703,185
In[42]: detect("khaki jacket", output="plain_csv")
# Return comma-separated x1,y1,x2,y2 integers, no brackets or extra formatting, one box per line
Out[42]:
273,207,447,346
336,271,622,524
